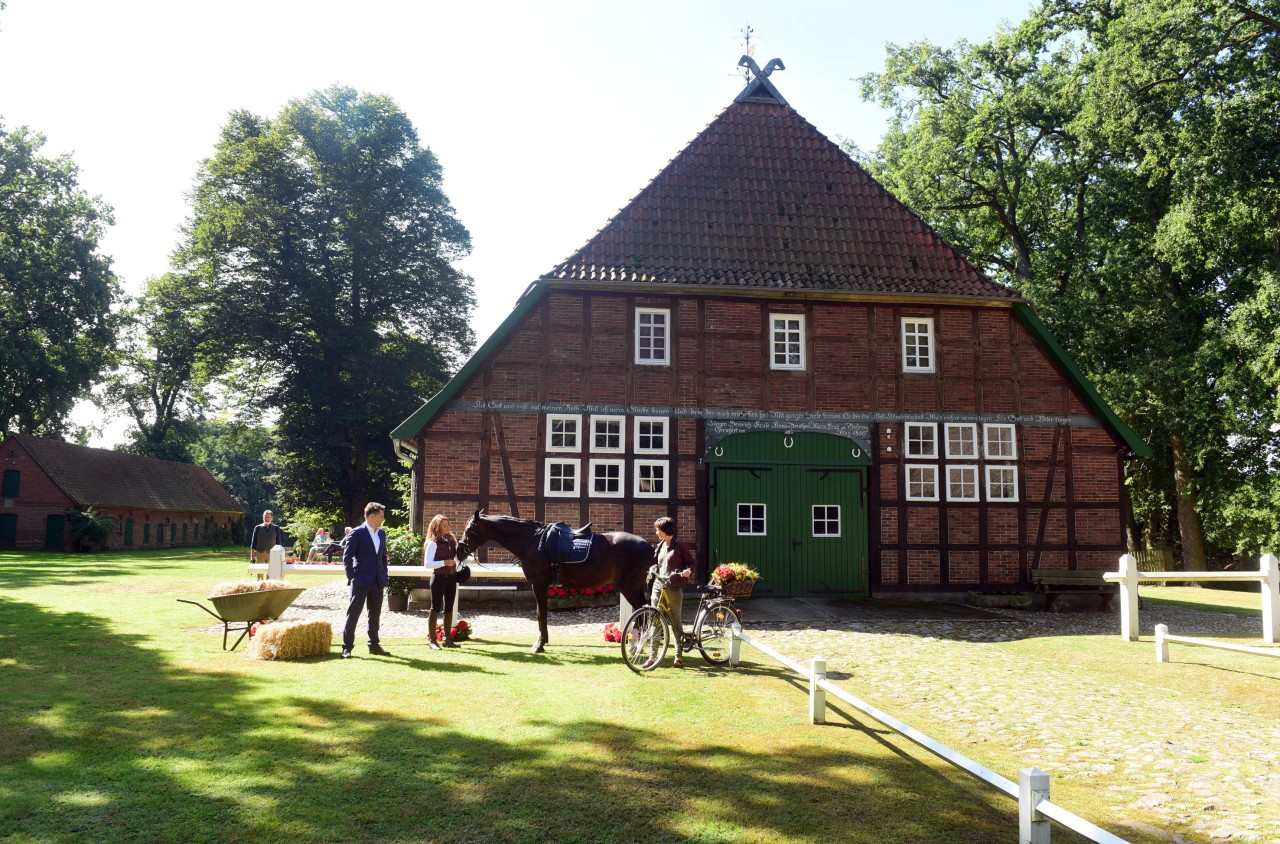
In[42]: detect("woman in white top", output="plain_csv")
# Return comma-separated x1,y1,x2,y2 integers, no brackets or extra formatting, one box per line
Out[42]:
422,514,460,649
307,528,332,562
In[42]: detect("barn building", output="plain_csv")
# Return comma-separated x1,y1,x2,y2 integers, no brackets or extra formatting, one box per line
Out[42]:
0,434,242,551
391,68,1149,598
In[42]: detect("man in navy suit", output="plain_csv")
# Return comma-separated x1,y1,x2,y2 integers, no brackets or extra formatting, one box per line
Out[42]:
341,502,392,658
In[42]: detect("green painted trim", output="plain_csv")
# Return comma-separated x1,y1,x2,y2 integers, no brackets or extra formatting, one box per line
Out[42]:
1013,302,1152,458
389,285,551,443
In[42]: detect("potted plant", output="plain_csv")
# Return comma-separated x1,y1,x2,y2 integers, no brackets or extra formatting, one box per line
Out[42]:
384,524,425,612
67,505,117,552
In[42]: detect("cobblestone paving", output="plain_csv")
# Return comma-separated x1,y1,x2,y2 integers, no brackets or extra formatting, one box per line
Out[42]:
270,583,1279,842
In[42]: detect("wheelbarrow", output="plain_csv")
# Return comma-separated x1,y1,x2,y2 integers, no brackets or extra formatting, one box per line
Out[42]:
178,587,306,650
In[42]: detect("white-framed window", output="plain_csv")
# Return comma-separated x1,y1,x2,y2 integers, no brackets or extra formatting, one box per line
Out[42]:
634,460,669,498
544,459,580,497
986,465,1019,501
634,416,668,454
946,465,980,502
906,465,939,501
812,505,841,537
901,317,935,373
905,422,938,458
588,459,624,498
635,308,670,366
589,415,625,453
944,423,978,459
737,503,766,535
546,414,581,452
770,313,805,370
984,424,1018,460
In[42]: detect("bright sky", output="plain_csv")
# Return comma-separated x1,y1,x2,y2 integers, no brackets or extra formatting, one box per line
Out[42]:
1,0,1031,444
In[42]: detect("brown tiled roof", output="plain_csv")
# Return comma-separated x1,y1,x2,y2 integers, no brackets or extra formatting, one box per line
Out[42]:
546,99,1015,298
11,434,242,512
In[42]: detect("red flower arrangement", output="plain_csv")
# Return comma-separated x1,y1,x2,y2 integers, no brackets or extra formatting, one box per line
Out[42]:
249,618,271,636
434,618,472,642
547,582,616,599
603,622,622,643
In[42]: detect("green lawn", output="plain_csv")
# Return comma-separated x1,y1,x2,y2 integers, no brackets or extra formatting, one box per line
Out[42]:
1140,583,1266,617
8,550,1264,843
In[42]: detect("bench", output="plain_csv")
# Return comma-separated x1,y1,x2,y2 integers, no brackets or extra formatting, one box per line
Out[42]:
1031,569,1119,612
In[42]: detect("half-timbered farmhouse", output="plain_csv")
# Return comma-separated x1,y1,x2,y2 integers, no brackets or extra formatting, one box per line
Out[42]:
391,68,1149,598
0,434,243,551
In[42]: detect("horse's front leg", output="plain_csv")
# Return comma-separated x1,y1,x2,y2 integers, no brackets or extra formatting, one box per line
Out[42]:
531,584,549,654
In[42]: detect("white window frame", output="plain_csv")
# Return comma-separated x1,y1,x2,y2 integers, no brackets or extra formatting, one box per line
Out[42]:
901,317,935,373
812,504,841,538
544,459,580,497
984,424,1018,460
944,423,978,459
634,460,669,498
986,465,1019,501
737,503,766,536
635,308,670,366
905,464,939,501
946,465,980,502
634,416,669,455
588,458,625,498
905,422,938,459
769,313,806,371
589,414,626,454
546,414,582,453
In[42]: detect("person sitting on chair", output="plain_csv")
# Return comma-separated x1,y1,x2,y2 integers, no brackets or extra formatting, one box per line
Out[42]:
307,528,332,562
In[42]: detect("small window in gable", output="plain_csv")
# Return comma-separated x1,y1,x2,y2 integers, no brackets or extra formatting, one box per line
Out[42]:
544,459,580,497
1,470,19,498
589,459,624,498
944,423,978,459
634,417,668,454
589,415,625,453
635,308,670,366
901,317,935,373
906,465,939,501
984,424,1018,460
905,423,937,459
770,313,805,370
546,414,581,452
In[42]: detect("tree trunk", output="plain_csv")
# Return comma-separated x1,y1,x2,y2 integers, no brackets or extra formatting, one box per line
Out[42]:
1169,433,1207,571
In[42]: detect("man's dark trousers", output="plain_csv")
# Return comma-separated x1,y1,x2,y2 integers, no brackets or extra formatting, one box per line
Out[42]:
343,583,384,651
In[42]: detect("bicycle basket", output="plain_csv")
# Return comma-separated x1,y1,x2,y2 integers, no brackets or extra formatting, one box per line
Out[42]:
716,579,755,598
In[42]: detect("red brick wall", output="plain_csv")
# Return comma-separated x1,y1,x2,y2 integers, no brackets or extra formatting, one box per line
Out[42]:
410,291,1131,590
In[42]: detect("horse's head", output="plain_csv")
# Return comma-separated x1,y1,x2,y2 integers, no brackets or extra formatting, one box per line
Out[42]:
457,508,485,561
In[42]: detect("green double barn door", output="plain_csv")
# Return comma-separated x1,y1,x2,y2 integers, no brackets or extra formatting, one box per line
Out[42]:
708,431,869,598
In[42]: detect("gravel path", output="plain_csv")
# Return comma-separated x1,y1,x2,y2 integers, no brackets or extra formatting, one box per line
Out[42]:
259,583,1278,842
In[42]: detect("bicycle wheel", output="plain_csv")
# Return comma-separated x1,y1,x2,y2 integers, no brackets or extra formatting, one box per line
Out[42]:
693,600,740,665
622,606,669,674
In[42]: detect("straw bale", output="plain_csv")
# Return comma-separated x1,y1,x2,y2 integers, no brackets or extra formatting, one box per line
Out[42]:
246,620,333,660
210,579,294,597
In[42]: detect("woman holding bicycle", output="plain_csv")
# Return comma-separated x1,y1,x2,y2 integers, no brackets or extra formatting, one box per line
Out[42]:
648,516,694,668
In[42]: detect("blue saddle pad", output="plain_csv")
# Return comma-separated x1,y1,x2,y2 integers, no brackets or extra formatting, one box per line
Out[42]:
538,522,594,564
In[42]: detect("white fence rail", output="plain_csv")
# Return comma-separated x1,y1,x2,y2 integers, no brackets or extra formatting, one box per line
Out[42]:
1102,553,1279,642
728,626,1128,844
1154,624,1280,664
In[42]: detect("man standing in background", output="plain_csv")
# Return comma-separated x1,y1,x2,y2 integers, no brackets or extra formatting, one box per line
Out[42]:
248,510,283,565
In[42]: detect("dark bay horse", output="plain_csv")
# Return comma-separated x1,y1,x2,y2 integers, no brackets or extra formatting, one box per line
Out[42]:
456,510,653,654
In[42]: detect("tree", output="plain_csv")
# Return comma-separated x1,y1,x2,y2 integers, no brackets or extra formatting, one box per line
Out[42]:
187,418,282,542
0,124,119,438
858,0,1280,567
179,87,475,525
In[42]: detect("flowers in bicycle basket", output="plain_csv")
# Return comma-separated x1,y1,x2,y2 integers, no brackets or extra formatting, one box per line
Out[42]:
603,622,622,643
712,563,760,585
434,619,472,642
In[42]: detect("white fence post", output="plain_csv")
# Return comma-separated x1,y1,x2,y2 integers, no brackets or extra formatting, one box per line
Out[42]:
1155,623,1169,663
810,657,827,725
729,621,742,666
1019,767,1051,844
1118,553,1140,641
1261,554,1279,645
268,545,285,580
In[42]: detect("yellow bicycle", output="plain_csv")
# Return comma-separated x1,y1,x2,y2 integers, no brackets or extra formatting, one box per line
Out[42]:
621,572,742,673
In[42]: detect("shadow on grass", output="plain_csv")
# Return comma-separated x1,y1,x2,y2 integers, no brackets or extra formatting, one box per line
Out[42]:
0,595,1134,844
